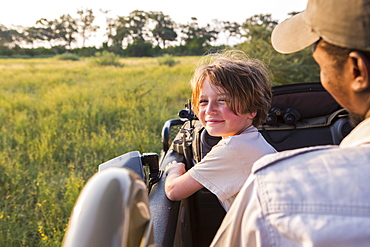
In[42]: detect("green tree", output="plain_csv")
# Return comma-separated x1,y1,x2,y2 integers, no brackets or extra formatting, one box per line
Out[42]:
111,10,148,49
35,18,62,52
110,16,131,48
125,40,153,57
221,21,241,46
202,23,219,46
0,25,24,47
127,10,148,42
24,26,43,47
77,8,99,47
237,14,319,84
243,14,277,42
180,17,218,47
59,14,78,49
148,11,177,48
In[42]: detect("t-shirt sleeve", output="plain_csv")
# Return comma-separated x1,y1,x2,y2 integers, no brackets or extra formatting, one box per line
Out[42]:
188,130,276,202
188,140,249,202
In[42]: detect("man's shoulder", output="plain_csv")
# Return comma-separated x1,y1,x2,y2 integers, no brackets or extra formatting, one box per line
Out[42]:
249,144,370,218
252,144,370,177
252,145,335,174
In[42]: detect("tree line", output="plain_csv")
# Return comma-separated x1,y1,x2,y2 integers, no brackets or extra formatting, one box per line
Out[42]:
0,9,320,84
0,8,246,56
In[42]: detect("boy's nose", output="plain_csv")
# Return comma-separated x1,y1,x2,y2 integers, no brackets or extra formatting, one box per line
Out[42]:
205,102,217,114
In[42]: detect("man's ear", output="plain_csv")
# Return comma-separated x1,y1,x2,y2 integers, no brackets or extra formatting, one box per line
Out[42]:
349,51,370,92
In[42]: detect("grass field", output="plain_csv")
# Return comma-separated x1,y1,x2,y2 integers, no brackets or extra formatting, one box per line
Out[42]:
0,56,198,246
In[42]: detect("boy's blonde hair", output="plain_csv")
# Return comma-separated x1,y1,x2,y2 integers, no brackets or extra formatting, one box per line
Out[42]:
191,50,272,127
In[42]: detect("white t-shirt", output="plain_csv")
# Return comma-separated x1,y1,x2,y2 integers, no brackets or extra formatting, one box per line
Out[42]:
188,126,276,211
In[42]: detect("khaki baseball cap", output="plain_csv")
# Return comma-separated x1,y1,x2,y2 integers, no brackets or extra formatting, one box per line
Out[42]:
271,0,370,54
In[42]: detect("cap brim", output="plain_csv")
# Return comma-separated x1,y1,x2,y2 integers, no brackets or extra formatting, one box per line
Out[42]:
271,12,320,54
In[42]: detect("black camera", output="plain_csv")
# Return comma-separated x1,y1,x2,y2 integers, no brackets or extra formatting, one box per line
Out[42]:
178,101,197,120
266,107,301,125
178,108,195,120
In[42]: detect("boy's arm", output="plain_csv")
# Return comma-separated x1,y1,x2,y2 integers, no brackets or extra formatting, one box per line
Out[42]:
165,161,203,201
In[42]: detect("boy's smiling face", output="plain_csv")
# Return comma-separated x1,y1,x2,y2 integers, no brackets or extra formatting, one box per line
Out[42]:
198,76,256,138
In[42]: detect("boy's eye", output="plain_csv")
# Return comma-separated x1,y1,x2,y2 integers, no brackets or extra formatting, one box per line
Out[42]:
199,99,208,105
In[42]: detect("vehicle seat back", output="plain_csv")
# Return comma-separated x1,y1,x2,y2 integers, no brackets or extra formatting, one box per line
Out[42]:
63,168,153,247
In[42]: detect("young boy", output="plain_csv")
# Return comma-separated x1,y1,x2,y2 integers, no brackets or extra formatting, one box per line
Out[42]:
165,50,276,211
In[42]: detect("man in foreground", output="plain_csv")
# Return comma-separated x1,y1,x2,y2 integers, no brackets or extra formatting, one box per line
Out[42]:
211,0,370,246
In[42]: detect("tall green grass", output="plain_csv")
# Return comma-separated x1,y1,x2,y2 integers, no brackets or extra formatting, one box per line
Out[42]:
0,56,198,246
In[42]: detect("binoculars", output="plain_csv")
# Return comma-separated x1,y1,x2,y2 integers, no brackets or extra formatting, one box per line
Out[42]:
266,107,301,125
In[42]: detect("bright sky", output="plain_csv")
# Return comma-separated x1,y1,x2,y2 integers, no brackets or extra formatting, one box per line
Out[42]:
1,0,308,46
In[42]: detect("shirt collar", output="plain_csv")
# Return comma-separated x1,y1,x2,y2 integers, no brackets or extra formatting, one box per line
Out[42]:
340,117,370,147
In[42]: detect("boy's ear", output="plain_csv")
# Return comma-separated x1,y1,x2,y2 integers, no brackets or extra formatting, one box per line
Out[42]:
249,112,257,118
349,51,370,92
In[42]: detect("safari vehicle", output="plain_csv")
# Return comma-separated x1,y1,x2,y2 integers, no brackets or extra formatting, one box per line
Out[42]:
62,82,353,247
